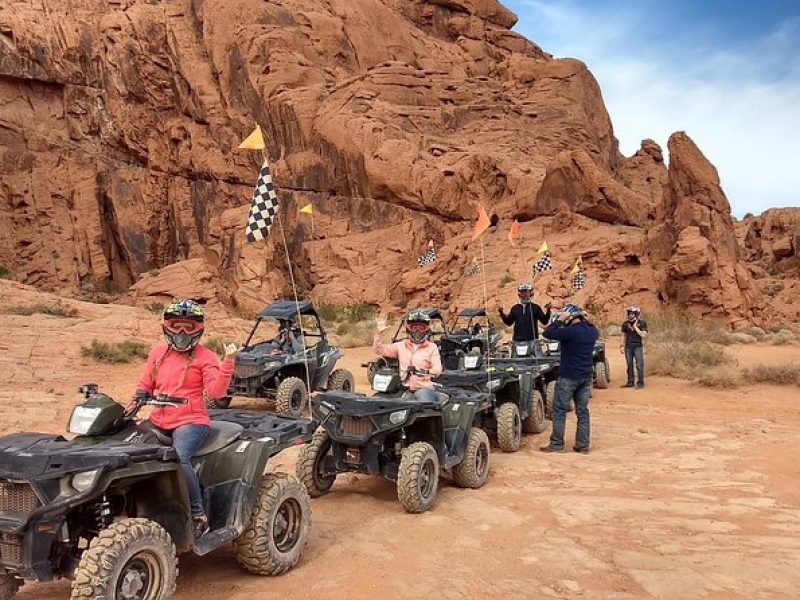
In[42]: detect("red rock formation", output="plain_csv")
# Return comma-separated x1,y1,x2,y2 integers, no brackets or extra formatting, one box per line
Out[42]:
0,0,792,325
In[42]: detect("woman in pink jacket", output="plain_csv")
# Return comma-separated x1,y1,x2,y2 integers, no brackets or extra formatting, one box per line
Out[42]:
373,310,442,401
135,299,237,538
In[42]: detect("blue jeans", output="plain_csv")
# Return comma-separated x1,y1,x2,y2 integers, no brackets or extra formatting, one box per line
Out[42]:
172,424,210,517
625,345,645,385
549,377,591,450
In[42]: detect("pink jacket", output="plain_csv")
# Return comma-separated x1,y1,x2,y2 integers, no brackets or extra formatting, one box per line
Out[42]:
136,343,235,430
372,334,442,391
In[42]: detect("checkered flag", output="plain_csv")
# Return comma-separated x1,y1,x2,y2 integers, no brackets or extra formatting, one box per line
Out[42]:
572,268,586,291
533,252,553,275
418,245,437,268
245,160,279,243
466,263,481,276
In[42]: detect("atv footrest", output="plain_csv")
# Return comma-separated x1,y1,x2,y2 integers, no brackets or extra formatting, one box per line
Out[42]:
193,526,239,556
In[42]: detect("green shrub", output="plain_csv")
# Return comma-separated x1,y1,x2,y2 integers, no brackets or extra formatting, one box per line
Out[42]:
6,303,78,318
646,312,735,345
146,302,165,315
646,340,731,380
498,273,515,288
0,265,10,279
205,336,232,359
80,340,149,364
335,320,376,348
318,302,376,324
695,365,742,389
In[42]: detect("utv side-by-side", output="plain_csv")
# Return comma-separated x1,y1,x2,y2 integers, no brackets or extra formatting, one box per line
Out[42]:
0,385,314,599
224,300,355,416
436,359,554,452
439,309,502,370
297,368,492,514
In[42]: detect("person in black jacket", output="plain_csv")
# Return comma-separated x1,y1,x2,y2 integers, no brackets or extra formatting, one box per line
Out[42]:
540,304,598,454
620,306,648,388
499,283,552,341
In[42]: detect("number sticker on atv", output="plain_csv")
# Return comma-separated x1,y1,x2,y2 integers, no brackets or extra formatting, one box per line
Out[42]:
372,373,393,392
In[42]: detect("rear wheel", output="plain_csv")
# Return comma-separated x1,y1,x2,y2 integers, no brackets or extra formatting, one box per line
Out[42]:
0,574,21,599
328,369,355,392
544,380,556,419
397,442,439,513
296,429,337,497
452,427,490,489
522,389,547,434
70,518,177,600
275,377,308,417
496,402,522,452
234,474,311,576
594,360,609,389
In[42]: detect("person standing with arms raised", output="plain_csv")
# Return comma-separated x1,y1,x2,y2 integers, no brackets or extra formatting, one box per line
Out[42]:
498,283,552,341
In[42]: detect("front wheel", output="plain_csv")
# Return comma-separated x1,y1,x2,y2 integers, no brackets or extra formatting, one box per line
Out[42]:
328,369,355,392
297,429,337,497
234,473,312,576
544,380,556,419
522,389,547,434
70,518,177,600
275,377,308,417
397,442,439,514
452,427,490,489
496,402,522,452
0,574,21,600
594,360,609,389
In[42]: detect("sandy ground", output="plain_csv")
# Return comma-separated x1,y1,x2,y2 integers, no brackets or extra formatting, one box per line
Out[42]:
2,282,800,599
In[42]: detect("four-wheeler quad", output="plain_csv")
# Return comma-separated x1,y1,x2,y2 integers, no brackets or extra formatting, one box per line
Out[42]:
297,367,492,514
436,359,554,452
0,384,314,599
439,309,502,370
224,300,355,416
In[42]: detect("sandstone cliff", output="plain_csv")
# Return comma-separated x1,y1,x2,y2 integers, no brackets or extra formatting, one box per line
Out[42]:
0,0,793,326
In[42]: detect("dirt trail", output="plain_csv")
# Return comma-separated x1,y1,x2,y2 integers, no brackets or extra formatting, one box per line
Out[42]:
2,283,799,599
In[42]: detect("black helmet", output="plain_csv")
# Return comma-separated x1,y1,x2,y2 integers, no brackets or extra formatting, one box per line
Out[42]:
162,299,205,352
405,310,432,344
561,304,585,324
626,306,641,322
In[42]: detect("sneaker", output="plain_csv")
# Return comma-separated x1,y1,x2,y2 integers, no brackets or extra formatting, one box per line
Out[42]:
636,382,644,389
192,516,210,539
573,446,590,454
539,445,565,453
621,383,634,388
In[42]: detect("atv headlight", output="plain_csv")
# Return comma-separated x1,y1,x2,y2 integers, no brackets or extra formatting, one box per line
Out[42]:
68,406,103,435
515,344,530,356
317,401,333,418
70,469,100,493
486,379,502,391
265,361,282,370
388,410,408,425
548,342,560,352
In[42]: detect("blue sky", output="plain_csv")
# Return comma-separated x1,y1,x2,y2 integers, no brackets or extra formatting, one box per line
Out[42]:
504,0,800,216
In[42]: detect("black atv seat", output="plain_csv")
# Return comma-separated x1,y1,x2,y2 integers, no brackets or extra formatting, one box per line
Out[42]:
141,421,244,457
196,422,244,456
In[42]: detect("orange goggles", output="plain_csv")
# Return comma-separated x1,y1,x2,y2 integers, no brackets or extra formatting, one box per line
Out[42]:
406,323,430,333
163,319,204,335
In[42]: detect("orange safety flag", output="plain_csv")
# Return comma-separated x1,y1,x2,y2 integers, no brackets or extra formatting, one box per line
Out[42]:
508,219,520,247
238,125,266,150
471,203,491,241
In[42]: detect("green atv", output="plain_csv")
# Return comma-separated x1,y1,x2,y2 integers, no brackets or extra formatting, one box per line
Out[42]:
0,384,314,599
296,368,492,513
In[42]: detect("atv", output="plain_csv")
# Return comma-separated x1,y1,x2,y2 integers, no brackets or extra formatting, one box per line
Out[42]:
224,300,355,417
439,309,502,370
0,384,314,599
436,359,554,452
364,308,452,380
297,368,492,514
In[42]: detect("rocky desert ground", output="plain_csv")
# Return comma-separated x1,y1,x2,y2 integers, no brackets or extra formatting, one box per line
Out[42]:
2,281,798,600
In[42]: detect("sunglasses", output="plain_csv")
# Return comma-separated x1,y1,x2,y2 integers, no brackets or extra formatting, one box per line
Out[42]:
164,319,204,335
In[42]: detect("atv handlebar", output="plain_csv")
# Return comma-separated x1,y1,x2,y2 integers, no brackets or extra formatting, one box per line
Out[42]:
124,391,188,416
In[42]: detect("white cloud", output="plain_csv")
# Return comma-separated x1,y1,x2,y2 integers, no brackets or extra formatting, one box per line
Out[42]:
508,1,800,216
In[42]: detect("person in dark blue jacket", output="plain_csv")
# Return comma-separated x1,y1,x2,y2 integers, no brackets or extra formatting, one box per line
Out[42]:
540,304,599,454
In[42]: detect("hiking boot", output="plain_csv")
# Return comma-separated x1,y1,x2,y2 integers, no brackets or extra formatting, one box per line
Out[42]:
621,383,634,388
539,445,565,453
192,516,210,539
573,446,590,454
636,382,644,389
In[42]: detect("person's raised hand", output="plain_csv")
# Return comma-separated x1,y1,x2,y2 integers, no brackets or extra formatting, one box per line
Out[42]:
545,302,553,311
375,314,389,333
224,343,240,361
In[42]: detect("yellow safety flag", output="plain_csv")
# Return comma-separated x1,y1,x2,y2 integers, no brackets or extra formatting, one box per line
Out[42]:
239,125,265,150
